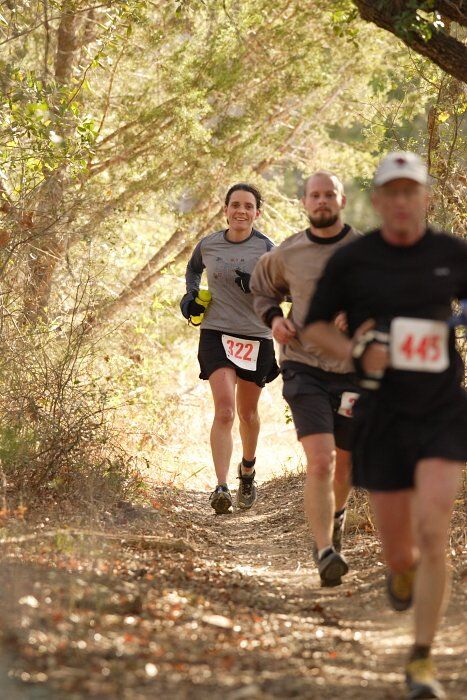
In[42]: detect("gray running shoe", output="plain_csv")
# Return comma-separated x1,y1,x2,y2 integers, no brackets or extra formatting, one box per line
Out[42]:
236,464,257,509
209,485,233,514
318,547,349,587
332,510,347,553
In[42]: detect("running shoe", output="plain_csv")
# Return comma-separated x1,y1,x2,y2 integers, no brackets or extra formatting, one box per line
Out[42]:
236,463,257,509
318,547,349,587
332,510,347,553
386,568,415,611
209,485,233,514
405,658,446,699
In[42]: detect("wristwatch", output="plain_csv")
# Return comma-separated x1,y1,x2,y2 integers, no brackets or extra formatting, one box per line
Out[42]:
351,329,390,390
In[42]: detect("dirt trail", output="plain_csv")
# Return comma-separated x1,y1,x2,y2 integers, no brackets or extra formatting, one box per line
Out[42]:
0,474,464,699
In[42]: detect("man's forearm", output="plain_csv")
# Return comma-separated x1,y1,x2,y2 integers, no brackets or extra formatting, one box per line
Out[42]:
300,321,352,362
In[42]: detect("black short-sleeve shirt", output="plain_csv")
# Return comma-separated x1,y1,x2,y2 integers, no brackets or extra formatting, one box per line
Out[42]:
305,228,467,415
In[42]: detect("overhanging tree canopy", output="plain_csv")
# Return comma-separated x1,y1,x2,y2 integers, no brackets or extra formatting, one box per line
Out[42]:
353,1,467,82
0,1,463,329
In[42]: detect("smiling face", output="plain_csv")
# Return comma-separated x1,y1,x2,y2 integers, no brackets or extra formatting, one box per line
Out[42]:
371,178,430,242
224,189,260,234
302,173,346,229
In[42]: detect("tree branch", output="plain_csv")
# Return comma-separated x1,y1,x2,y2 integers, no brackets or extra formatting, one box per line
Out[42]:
0,4,109,47
82,200,223,331
54,8,86,84
78,68,356,332
433,1,467,26
353,1,467,82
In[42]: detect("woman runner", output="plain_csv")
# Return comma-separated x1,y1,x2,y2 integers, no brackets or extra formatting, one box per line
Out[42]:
180,183,279,514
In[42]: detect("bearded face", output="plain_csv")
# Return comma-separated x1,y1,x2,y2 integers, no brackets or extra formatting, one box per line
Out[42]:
302,174,345,231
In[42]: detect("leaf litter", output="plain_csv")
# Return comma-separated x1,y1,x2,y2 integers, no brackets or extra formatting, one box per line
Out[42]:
0,474,465,699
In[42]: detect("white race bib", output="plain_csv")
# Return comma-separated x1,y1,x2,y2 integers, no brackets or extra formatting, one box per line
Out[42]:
337,391,360,418
221,334,260,371
390,317,449,372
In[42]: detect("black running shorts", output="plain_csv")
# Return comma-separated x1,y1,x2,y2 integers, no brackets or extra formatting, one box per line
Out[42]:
198,329,279,387
351,392,467,491
281,363,360,450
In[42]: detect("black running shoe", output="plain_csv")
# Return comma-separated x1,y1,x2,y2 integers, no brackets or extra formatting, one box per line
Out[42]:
405,658,446,699
387,568,415,612
311,542,319,564
318,547,349,587
209,485,233,514
332,510,347,553
236,464,257,509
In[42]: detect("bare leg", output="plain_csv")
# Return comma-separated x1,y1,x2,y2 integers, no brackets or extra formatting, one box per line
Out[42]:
208,367,237,485
369,490,418,573
236,378,262,463
412,458,461,646
302,433,337,551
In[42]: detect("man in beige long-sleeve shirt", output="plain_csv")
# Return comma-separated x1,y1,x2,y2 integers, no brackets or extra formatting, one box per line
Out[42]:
251,171,360,587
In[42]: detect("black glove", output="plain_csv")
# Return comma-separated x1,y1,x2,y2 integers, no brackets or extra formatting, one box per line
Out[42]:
180,290,205,319
234,269,251,294
351,328,390,390
188,298,207,316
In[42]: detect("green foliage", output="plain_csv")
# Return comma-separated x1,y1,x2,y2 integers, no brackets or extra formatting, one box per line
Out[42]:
389,1,445,42
0,1,419,248
1,65,96,191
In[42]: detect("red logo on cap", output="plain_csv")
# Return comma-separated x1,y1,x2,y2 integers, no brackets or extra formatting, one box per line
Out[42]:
395,157,407,165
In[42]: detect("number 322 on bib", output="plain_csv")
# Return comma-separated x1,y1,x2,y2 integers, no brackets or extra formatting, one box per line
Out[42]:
221,334,260,371
390,317,449,373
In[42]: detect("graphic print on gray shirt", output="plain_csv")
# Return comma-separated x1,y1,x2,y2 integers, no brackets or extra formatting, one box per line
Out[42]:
185,229,274,338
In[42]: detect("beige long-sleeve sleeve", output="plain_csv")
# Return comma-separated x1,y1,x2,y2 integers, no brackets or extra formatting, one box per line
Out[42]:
250,228,359,372
250,247,289,326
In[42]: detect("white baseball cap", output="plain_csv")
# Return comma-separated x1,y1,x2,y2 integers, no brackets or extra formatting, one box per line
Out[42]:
374,151,428,186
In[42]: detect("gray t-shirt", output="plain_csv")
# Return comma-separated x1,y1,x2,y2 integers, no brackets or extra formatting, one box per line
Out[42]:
185,229,274,338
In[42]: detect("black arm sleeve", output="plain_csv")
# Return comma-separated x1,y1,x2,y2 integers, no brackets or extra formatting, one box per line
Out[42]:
185,240,205,293
305,253,346,325
180,240,205,319
264,306,284,328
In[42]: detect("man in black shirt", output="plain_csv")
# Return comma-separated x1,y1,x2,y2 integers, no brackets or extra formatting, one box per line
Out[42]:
303,152,467,700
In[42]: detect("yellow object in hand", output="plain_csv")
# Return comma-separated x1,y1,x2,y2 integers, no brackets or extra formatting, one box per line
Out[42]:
190,288,212,326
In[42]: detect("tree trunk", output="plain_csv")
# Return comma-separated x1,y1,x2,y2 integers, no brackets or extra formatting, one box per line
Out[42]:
23,6,86,321
54,7,86,84
23,171,66,322
23,234,66,322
